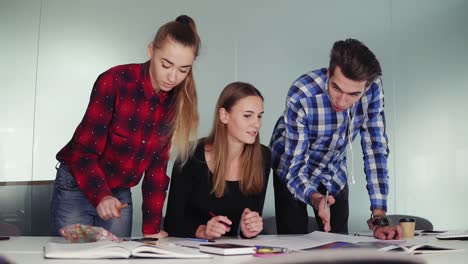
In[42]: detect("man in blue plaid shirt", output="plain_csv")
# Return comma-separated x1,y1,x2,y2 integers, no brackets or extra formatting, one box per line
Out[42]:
270,39,401,240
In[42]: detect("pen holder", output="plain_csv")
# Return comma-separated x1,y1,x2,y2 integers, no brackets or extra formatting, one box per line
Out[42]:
399,218,416,239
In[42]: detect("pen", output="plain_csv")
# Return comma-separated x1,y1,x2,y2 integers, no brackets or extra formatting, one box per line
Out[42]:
124,237,159,245
324,191,329,212
352,233,374,237
208,211,231,228
255,245,289,254
117,203,128,211
129,237,159,242
185,237,215,243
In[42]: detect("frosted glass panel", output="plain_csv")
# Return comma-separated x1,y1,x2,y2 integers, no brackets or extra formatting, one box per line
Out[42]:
0,0,40,181
392,0,468,229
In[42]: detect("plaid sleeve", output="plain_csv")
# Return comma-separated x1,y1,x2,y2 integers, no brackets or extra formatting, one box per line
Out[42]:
69,72,117,206
282,85,319,205
141,141,171,235
360,79,389,211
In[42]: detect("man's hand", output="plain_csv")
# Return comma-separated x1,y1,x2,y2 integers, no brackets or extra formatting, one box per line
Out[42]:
310,192,335,232
373,225,402,240
144,230,168,239
240,208,263,238
96,195,123,220
367,209,388,230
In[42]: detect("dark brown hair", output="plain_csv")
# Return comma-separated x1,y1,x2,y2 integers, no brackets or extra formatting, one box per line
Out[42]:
329,38,382,86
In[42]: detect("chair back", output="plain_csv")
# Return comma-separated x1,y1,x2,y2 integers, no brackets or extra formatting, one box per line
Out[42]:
0,222,21,236
387,214,433,231
262,216,318,235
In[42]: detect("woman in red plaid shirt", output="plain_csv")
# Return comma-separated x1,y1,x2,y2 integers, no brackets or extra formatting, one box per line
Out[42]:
51,15,201,239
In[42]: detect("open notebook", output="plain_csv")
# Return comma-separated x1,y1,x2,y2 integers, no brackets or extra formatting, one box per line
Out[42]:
44,241,211,259
303,241,463,255
243,249,426,264
436,230,468,240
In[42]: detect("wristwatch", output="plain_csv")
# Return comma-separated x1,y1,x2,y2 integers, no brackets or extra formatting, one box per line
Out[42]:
367,213,390,229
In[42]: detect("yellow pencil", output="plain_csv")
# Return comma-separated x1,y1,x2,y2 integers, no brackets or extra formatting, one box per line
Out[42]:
117,203,128,211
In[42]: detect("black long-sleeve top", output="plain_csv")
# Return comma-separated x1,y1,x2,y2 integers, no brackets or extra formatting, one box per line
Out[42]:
164,140,271,238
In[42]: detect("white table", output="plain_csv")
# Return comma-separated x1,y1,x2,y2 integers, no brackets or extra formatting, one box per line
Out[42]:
407,235,468,264
1,235,467,264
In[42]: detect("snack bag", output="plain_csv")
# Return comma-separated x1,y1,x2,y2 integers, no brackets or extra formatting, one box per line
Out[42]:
59,224,120,243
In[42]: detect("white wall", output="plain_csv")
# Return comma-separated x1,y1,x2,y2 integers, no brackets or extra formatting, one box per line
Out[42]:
0,0,467,235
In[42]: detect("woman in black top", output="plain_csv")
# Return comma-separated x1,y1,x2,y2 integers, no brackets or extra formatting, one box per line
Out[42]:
164,82,271,239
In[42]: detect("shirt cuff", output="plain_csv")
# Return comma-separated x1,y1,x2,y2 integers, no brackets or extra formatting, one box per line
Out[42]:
143,222,160,235
370,200,387,212
303,186,318,206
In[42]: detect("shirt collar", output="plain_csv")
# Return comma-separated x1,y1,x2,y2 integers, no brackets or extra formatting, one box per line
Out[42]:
323,73,332,102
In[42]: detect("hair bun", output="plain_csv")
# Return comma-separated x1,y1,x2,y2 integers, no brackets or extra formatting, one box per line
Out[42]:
175,15,194,26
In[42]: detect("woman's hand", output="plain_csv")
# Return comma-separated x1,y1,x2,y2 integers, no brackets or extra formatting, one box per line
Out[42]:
96,196,123,220
240,208,263,238
196,215,232,240
144,230,168,239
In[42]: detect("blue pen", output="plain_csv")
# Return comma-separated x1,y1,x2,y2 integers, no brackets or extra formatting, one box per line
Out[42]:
185,237,215,243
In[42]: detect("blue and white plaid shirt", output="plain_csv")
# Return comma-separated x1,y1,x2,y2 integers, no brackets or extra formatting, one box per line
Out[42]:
270,68,389,211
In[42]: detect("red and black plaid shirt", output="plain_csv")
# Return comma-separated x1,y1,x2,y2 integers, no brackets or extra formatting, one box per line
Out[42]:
57,61,175,234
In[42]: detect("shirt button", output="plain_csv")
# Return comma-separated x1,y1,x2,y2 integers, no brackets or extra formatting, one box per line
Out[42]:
142,140,146,144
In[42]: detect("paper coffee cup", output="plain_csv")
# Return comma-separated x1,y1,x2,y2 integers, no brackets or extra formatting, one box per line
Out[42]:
399,218,416,239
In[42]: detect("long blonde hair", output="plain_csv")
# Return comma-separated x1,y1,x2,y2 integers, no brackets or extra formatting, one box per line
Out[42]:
153,15,200,161
206,82,265,198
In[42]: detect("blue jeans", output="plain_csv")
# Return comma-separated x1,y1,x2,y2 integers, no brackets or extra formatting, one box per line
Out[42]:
50,164,133,237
